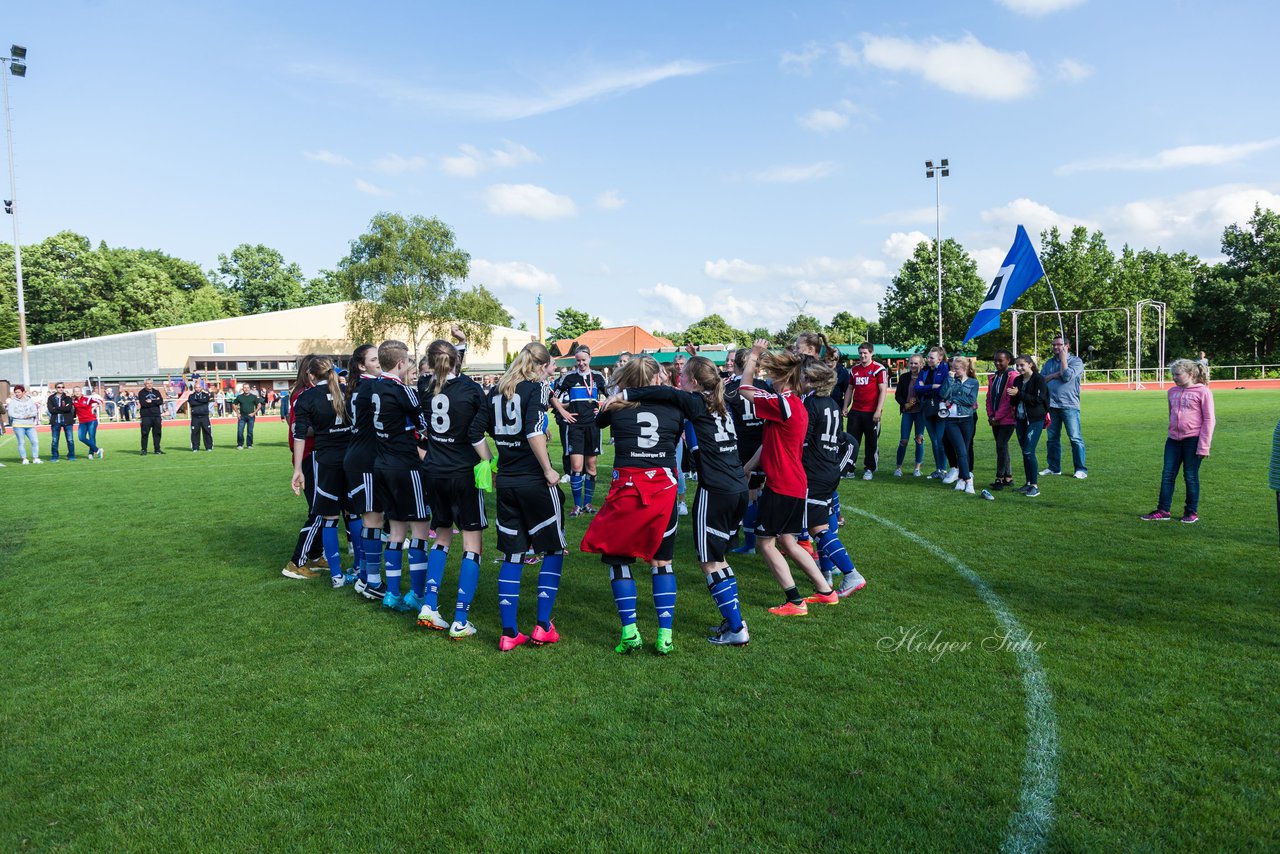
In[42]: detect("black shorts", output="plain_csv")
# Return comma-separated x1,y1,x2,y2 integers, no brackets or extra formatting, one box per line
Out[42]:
566,423,602,457
428,474,488,531
693,488,748,563
495,480,567,556
311,458,349,517
374,465,430,522
803,477,839,530
651,497,681,563
755,487,806,538
344,463,381,514
748,471,767,491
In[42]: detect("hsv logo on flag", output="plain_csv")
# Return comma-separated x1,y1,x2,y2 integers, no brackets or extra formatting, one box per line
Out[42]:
963,225,1046,342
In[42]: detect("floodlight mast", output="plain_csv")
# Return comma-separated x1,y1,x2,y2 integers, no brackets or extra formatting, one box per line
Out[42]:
925,158,949,347
2,44,29,387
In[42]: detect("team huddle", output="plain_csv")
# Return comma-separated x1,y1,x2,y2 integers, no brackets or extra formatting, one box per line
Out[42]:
282,330,868,654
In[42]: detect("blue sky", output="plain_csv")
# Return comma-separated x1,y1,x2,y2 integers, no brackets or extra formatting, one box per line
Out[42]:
6,0,1279,333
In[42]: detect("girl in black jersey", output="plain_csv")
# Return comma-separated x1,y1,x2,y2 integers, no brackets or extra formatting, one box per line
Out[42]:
414,339,494,640
483,342,568,652
281,355,329,581
619,355,751,647
344,344,385,599
554,346,607,517
290,358,353,588
586,356,685,655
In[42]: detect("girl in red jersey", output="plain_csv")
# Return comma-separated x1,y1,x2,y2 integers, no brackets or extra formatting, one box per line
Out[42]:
738,339,839,616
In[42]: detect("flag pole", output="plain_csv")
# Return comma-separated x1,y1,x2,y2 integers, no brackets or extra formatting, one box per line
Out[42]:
1042,273,1067,340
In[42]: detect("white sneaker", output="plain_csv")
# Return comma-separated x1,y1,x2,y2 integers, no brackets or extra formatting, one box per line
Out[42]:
708,621,750,646
1040,468,1060,476
449,620,477,639
837,571,866,597
964,479,976,495
22,458,30,465
862,470,874,481
678,501,689,516
32,457,43,465
942,467,959,484
1073,470,1088,479
417,605,449,630
559,472,571,484
913,467,923,477
893,467,903,477
954,478,966,491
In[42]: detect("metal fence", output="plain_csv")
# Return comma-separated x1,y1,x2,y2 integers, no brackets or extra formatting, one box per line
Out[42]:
1078,365,1280,385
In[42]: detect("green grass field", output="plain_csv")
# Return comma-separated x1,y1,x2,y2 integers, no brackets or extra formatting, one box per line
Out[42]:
2,391,1277,852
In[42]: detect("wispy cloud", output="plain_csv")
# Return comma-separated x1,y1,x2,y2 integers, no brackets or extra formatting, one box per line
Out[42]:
595,190,626,211
354,178,391,197
749,161,838,183
995,0,1087,16
288,60,717,121
1056,58,1094,82
797,100,859,133
373,153,428,175
470,259,562,294
1056,138,1280,175
860,33,1037,100
484,184,577,220
441,141,539,178
780,42,825,75
304,150,351,166
981,197,1096,234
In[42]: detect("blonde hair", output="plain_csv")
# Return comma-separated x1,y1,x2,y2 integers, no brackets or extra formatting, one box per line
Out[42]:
500,342,551,399
684,356,727,417
928,345,948,359
759,349,806,392
802,360,837,397
378,340,409,372
951,356,977,380
306,356,346,420
609,355,661,407
426,339,460,396
1171,358,1208,385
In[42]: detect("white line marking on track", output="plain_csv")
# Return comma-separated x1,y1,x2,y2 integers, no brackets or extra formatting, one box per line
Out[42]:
850,507,1059,854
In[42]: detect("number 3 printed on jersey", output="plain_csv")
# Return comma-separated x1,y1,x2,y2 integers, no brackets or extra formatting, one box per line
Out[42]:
636,412,659,448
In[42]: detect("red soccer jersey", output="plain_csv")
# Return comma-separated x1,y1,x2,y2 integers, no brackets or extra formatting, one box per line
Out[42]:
73,395,101,422
848,362,887,412
751,389,808,499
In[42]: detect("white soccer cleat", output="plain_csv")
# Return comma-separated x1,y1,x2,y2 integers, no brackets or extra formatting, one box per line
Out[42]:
449,620,477,640
1073,470,1088,479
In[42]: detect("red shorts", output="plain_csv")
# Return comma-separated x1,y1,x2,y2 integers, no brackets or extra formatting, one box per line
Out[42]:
580,467,678,563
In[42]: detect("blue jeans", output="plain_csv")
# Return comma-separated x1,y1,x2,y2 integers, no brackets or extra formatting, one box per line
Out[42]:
1016,419,1045,485
50,423,76,459
1046,407,1087,474
237,415,255,447
923,410,948,471
78,420,99,455
1158,437,1203,515
896,409,926,467
943,417,975,480
14,426,38,459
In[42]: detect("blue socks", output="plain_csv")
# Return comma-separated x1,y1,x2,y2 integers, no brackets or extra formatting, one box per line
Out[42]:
741,499,759,548
383,541,404,595
345,513,363,568
571,472,585,508
321,519,342,578
361,527,382,585
610,565,638,626
707,568,743,632
453,551,481,625
817,527,855,574
583,474,596,507
425,544,448,608
537,553,564,630
652,565,676,630
407,538,428,597
498,557,523,635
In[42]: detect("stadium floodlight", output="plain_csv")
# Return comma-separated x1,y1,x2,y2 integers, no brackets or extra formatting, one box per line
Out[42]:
2,43,30,385
924,156,951,347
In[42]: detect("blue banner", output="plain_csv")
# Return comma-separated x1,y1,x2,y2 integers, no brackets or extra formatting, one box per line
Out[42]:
963,225,1046,342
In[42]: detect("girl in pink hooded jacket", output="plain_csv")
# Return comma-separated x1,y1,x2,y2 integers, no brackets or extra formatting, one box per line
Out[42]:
1141,359,1215,523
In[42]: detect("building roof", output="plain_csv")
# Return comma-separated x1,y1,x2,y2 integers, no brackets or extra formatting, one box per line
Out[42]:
552,326,673,358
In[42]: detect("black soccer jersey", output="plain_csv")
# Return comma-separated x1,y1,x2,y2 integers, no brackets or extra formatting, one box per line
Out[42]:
557,369,606,424
422,374,488,476
483,380,553,485
344,374,381,470
187,389,212,417
596,400,683,470
292,384,351,464
372,376,427,469
623,386,747,494
802,393,843,481
725,376,767,465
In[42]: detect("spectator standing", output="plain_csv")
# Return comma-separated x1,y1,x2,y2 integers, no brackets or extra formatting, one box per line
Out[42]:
214,388,226,417
103,387,117,421
138,378,166,454
235,385,261,449
73,386,105,459
188,384,214,451
7,385,42,463
47,383,77,462
938,357,980,494
1008,355,1050,498
1140,359,1216,524
844,342,888,479
892,354,926,477
165,387,180,420
916,346,950,477
986,349,1019,490
1041,334,1087,479
0,393,6,435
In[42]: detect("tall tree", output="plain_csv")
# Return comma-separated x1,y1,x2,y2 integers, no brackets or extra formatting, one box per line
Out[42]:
1184,206,1280,361
443,283,513,329
679,313,748,346
772,313,824,347
303,269,348,306
338,213,492,353
878,238,985,353
546,306,603,342
826,311,870,345
215,243,307,315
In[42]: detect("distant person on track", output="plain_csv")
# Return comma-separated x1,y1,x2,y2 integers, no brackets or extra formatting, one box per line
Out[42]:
188,384,213,451
234,386,260,449
138,379,165,455
73,386,104,460
7,385,42,464
1140,359,1215,524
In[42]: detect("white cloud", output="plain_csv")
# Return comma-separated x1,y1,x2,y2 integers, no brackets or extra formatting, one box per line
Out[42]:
750,161,837,183
1101,184,1280,251
981,197,1096,234
882,231,932,262
304,150,351,166
289,60,717,122
780,43,825,74
704,258,770,283
799,109,848,132
643,283,706,321
969,247,1009,286
373,153,428,175
595,190,626,210
834,42,861,67
354,178,391,197
1056,137,1280,175
860,33,1037,100
484,183,577,220
996,0,1087,16
864,206,944,226
470,259,562,294
1056,59,1094,82
442,141,539,178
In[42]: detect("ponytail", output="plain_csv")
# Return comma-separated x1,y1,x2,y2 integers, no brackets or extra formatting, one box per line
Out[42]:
426,339,460,396
500,342,551,400
305,356,346,420
685,356,727,416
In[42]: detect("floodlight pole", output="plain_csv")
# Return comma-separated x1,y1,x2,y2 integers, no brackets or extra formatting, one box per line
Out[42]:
2,49,29,388
925,158,949,348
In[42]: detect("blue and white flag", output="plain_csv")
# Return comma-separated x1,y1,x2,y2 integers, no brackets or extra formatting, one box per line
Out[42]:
963,225,1045,342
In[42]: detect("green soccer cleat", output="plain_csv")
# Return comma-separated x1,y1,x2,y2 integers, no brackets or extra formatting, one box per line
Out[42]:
655,627,674,656
614,625,643,655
